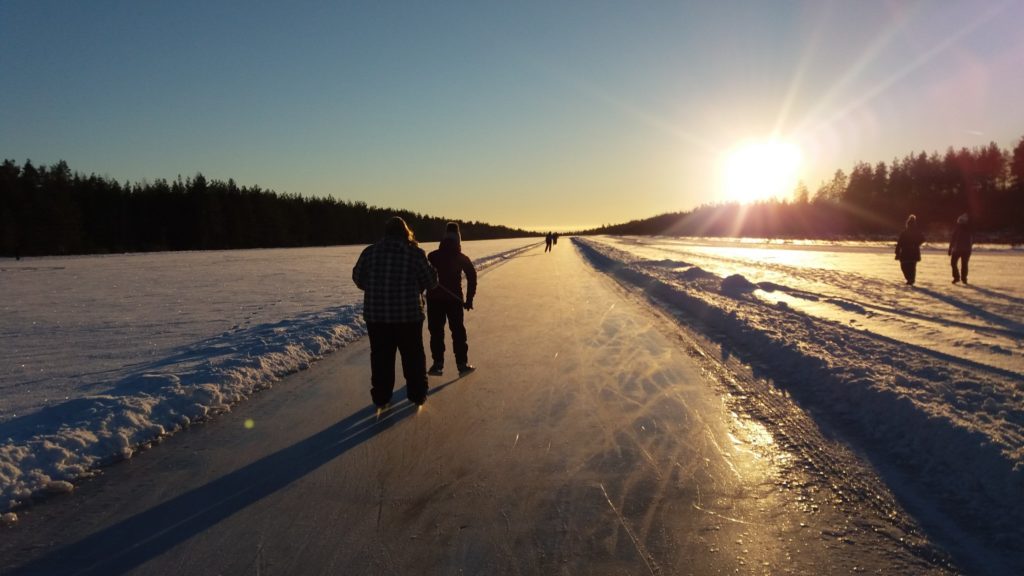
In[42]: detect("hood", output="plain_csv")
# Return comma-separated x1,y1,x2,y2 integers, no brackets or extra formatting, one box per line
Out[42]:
439,235,461,252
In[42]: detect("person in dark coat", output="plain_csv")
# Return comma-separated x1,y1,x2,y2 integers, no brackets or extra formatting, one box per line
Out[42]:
426,222,477,375
895,214,925,285
948,213,973,284
545,232,553,252
353,216,438,408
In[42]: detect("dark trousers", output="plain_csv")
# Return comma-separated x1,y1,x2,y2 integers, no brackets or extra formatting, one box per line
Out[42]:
427,300,468,366
899,261,918,285
951,253,970,282
366,321,427,406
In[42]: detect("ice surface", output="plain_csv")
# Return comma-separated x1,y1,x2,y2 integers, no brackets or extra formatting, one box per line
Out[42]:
0,239,538,510
575,236,1023,540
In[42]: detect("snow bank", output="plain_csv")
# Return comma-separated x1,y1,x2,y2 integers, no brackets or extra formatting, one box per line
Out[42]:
0,241,538,512
0,305,366,510
574,237,1023,536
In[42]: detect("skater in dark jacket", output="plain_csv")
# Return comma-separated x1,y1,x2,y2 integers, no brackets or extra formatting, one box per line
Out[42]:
426,222,477,375
948,213,973,284
895,214,925,285
353,216,438,408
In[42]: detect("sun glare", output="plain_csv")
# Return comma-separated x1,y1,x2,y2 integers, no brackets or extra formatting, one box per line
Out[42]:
720,139,803,204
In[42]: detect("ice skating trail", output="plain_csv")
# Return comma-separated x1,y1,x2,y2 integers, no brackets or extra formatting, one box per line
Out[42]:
0,242,959,575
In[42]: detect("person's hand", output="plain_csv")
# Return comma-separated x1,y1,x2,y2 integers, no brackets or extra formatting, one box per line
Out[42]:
463,299,474,311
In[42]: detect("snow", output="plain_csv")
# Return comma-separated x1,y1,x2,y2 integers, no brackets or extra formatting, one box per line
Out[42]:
3,232,1020,568
574,236,1023,544
0,236,967,575
0,239,538,511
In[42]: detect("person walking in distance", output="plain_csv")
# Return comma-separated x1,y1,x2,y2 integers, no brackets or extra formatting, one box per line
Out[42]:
353,216,438,409
949,213,973,284
895,214,925,286
427,222,477,376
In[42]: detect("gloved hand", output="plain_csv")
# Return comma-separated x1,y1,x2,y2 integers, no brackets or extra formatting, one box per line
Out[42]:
463,298,474,311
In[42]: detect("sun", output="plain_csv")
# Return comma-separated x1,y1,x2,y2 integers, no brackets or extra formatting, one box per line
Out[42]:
720,139,803,204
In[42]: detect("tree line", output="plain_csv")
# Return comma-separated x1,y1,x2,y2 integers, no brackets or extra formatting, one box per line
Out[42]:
581,136,1024,242
0,160,534,257
5,134,1023,257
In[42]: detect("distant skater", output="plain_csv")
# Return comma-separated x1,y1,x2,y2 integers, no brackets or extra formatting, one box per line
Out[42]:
545,232,553,252
895,214,925,286
948,213,973,284
353,216,438,409
552,232,559,246
426,222,477,376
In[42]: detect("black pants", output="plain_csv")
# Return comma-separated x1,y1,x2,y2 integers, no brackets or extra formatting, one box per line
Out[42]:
951,252,970,282
366,321,427,406
900,261,918,285
427,299,468,366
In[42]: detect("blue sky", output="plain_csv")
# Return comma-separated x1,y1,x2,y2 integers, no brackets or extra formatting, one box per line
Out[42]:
3,1,1023,231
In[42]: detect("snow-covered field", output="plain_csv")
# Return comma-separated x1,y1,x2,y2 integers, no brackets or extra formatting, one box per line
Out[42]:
574,236,1023,549
0,239,538,512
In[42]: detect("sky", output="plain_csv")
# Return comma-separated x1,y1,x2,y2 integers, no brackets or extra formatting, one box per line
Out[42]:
2,1,1024,232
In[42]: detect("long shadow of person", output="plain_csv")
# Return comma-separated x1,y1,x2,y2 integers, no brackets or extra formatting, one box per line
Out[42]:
963,284,1024,307
7,381,458,576
915,286,1024,336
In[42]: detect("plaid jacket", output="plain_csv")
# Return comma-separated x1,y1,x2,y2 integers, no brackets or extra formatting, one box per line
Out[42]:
353,237,438,323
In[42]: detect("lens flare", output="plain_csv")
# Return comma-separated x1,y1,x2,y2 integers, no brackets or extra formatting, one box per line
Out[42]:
720,140,803,204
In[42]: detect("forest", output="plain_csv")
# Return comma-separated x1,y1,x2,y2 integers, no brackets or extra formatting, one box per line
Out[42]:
0,161,533,257
581,137,1024,243
3,135,1024,257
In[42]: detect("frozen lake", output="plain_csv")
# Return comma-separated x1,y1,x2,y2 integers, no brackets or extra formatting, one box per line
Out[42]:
575,235,1024,572
1,239,537,422
0,238,538,508
591,236,1024,376
1,235,1020,527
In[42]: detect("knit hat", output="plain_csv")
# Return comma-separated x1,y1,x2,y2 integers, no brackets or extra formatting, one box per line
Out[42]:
444,222,461,242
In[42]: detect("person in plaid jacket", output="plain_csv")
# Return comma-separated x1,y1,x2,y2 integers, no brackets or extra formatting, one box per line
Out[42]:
353,216,438,408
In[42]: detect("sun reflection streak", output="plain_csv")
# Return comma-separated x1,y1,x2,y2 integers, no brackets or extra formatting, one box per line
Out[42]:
793,4,913,138
774,3,834,137
728,203,749,238
801,2,1010,137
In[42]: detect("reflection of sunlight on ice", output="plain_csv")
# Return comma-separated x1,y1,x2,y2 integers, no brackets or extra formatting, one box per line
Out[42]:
731,417,774,448
635,238,871,289
752,289,852,324
728,411,788,467
667,244,834,271
752,288,790,307
596,235,1024,376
